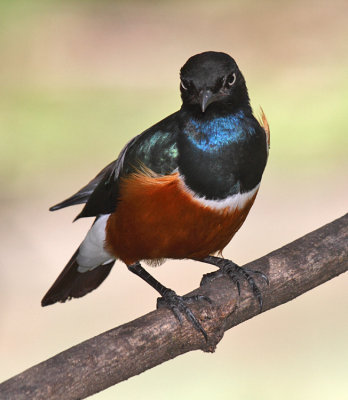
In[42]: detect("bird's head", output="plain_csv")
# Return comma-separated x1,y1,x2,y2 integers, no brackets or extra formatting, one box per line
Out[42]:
180,51,250,113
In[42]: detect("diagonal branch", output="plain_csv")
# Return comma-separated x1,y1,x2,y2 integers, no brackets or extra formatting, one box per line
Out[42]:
0,213,347,400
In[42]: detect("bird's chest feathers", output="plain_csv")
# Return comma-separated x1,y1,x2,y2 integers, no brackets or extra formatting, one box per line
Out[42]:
178,111,265,200
183,114,249,152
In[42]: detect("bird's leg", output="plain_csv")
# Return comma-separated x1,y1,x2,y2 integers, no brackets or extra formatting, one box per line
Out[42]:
197,255,269,311
127,262,211,341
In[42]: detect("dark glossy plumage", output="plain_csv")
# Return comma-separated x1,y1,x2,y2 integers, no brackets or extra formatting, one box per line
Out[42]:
178,109,267,199
51,51,267,218
44,52,270,335
42,249,114,306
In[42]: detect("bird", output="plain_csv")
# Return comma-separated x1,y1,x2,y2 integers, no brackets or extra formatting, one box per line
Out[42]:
42,51,270,340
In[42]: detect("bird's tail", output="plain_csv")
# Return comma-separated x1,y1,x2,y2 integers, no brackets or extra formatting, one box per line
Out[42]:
41,249,115,307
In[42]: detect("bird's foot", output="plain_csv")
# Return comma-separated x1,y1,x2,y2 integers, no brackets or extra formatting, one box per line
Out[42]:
200,261,269,311
157,289,211,341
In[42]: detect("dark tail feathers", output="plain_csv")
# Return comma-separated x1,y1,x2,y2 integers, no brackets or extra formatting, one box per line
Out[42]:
41,249,115,307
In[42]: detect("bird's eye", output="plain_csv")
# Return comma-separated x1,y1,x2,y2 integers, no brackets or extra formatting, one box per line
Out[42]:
226,73,236,87
180,79,189,90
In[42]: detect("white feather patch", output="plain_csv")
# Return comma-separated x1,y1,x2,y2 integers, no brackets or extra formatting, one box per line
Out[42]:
178,176,259,212
77,214,115,272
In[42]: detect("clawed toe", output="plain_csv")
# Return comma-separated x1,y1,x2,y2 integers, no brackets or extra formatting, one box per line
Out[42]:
245,269,269,286
200,260,268,311
199,295,212,304
157,290,210,341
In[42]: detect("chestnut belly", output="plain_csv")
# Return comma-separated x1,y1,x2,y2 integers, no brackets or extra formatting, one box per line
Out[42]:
105,172,258,265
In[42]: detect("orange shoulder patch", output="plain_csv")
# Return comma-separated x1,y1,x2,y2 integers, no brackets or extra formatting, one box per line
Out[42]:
259,107,270,149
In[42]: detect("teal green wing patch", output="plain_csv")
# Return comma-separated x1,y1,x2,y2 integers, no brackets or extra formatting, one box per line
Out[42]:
52,111,180,219
122,129,179,176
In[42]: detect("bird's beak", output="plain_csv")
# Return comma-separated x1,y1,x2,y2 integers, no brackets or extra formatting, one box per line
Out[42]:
200,89,214,113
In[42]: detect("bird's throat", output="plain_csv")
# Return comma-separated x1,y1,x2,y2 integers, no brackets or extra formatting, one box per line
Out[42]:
177,109,266,200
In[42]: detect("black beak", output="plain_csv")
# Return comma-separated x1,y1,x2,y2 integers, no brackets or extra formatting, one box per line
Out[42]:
200,89,214,113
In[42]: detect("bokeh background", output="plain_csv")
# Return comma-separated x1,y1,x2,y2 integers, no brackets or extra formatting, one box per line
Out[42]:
0,0,347,398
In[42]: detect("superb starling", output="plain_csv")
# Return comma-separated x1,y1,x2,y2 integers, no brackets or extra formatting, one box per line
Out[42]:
42,51,270,339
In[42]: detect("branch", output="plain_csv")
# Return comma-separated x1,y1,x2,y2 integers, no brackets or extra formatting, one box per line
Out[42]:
1,213,347,400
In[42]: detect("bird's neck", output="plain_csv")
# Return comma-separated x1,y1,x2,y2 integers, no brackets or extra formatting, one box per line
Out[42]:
180,107,253,152
177,106,266,200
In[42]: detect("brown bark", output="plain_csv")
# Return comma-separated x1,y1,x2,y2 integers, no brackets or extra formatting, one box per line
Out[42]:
0,213,347,400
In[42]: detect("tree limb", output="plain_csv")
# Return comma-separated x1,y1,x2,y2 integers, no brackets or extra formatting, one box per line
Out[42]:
1,213,347,400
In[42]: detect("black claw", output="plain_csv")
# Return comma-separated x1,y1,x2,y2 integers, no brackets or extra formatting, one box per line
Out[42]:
227,272,241,296
200,258,268,311
157,290,209,341
239,267,266,311
263,274,270,286
248,279,263,311
236,280,241,296
184,306,208,342
172,307,184,324
245,269,269,286
257,294,263,311
195,294,213,304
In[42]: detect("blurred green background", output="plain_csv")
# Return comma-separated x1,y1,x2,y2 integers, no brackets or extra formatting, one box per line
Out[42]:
0,0,347,398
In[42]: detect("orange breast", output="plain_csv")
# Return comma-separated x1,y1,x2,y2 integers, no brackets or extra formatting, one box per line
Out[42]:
105,172,258,265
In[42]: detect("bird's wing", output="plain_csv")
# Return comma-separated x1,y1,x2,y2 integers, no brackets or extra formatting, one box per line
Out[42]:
50,111,180,220
49,160,118,211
